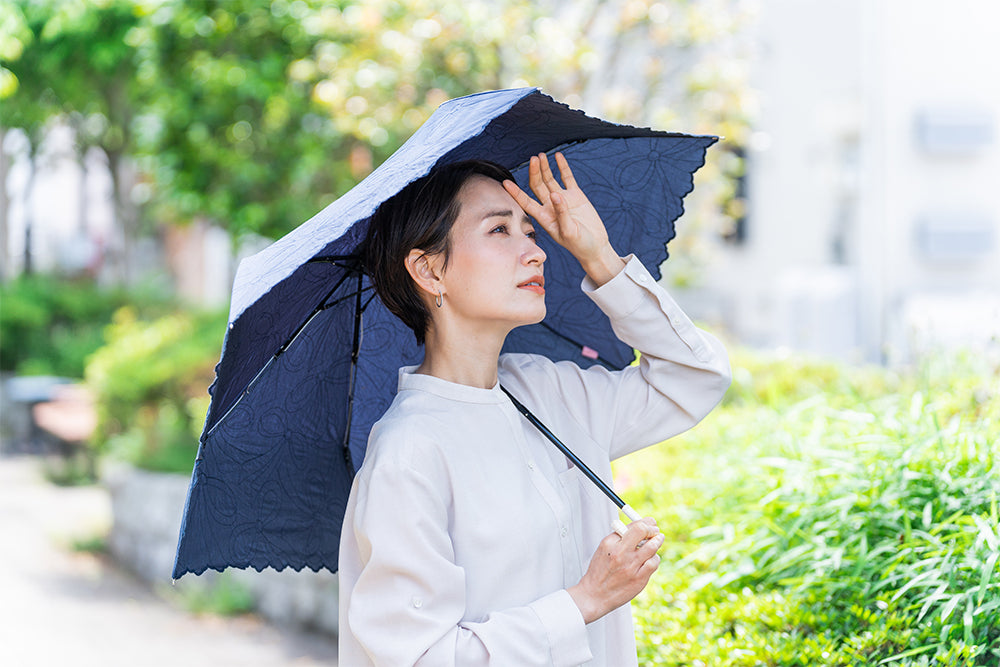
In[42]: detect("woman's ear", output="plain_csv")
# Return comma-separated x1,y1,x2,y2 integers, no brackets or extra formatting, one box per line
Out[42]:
404,249,444,300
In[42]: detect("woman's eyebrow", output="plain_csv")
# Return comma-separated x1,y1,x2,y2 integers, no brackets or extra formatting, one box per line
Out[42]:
482,209,514,220
482,209,532,223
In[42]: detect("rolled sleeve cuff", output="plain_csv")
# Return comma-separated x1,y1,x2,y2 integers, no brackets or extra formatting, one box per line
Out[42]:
582,253,652,319
528,590,593,667
583,253,714,363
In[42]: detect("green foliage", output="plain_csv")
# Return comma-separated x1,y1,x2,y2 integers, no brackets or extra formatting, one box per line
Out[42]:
70,532,108,554
2,0,753,257
0,3,30,98
619,349,1000,665
2,0,145,163
0,274,168,377
133,0,340,240
85,306,226,473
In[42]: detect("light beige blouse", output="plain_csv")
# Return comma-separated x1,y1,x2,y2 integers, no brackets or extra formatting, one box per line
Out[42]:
338,255,731,666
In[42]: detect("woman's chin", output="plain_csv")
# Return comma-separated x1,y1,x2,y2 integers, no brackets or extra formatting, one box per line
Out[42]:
508,307,546,330
526,305,546,326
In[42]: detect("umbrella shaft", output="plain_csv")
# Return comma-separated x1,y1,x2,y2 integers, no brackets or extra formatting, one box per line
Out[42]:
499,385,627,510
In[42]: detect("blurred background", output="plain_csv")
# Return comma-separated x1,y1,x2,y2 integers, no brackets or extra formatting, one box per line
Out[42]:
1,0,998,664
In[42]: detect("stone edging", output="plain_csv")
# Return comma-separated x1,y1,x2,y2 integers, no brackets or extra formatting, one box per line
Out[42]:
104,463,339,636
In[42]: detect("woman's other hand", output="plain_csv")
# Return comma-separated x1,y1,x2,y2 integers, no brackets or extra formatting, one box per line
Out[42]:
503,152,625,287
566,517,664,624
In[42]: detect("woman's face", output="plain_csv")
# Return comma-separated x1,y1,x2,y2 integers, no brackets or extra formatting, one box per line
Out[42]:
437,175,547,333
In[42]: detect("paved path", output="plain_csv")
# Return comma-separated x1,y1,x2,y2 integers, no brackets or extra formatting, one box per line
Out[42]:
0,457,339,666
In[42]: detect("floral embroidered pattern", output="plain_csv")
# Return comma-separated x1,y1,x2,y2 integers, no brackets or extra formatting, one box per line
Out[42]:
173,88,715,578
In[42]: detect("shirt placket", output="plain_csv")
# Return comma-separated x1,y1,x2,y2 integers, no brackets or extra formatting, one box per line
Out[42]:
499,402,583,587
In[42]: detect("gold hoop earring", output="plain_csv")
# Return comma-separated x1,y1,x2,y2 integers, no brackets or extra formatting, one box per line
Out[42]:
435,289,443,308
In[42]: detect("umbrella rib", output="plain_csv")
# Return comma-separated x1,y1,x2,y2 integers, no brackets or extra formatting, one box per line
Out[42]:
276,273,355,356
307,254,362,264
307,254,366,275
319,285,375,312
360,290,379,312
537,321,620,370
341,270,364,477
205,271,356,439
205,354,281,439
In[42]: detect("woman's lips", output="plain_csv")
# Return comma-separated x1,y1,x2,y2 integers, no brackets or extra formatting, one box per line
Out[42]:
518,276,545,295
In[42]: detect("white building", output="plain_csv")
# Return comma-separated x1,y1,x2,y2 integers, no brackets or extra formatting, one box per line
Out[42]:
688,0,1000,363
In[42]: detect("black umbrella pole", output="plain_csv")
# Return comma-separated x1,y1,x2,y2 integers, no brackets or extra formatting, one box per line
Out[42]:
499,386,642,536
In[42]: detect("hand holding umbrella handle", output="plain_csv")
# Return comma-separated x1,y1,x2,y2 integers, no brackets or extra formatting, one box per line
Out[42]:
613,504,645,541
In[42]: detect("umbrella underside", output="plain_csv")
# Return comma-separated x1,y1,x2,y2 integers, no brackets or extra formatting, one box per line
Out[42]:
173,89,716,578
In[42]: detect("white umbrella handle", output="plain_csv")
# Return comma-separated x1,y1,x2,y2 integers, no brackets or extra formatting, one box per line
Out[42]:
612,504,643,537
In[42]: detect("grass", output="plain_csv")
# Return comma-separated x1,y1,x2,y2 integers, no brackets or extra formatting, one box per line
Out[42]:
619,348,1000,665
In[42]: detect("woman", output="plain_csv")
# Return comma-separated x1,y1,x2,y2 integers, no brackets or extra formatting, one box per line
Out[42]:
339,152,731,665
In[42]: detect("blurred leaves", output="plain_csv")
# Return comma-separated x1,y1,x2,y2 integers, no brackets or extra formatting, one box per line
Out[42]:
85,305,226,473
0,274,171,376
1,0,754,256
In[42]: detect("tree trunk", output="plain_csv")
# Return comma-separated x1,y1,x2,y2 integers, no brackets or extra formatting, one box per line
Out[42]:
22,150,37,276
0,126,9,283
105,147,131,284
76,143,90,238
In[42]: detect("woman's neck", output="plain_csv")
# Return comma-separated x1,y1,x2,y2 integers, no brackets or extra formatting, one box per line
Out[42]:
417,323,508,389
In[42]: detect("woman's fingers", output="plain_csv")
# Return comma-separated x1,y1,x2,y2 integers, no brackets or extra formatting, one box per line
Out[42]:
502,179,547,222
554,152,578,190
640,552,662,576
538,152,562,193
527,155,552,207
572,520,663,622
605,520,663,571
507,153,609,261
620,517,659,549
549,191,571,229
642,533,666,557
536,152,579,198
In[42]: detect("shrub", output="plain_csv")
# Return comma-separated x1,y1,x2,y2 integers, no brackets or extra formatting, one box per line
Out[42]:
621,349,1000,665
0,274,171,378
86,306,227,474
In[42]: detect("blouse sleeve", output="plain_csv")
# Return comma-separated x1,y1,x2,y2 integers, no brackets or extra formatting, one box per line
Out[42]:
347,446,593,667
541,254,731,460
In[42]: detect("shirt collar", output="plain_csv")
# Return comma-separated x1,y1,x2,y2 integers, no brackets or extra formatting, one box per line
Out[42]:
397,365,507,404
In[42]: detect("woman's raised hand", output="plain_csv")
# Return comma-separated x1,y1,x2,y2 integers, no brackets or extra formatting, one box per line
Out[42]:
567,517,664,624
503,152,625,286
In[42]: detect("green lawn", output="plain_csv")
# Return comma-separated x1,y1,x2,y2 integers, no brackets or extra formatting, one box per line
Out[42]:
620,350,1000,666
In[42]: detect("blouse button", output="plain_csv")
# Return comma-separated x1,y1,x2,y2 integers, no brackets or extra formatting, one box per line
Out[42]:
412,597,423,609
560,526,568,538
527,461,535,470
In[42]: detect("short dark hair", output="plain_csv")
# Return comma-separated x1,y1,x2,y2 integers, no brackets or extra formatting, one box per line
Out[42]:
363,159,515,345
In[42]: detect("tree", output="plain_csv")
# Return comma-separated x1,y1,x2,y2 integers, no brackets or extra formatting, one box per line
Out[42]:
1,0,146,281
135,0,518,241
2,0,754,284
1,2,56,277
286,0,754,279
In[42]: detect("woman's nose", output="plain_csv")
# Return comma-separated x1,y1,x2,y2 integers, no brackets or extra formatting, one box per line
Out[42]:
522,237,546,265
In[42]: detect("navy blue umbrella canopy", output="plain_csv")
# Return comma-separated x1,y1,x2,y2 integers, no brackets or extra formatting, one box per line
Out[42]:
172,87,717,579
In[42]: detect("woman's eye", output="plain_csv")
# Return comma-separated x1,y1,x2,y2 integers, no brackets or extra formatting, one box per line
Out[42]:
490,224,508,234
526,230,537,240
